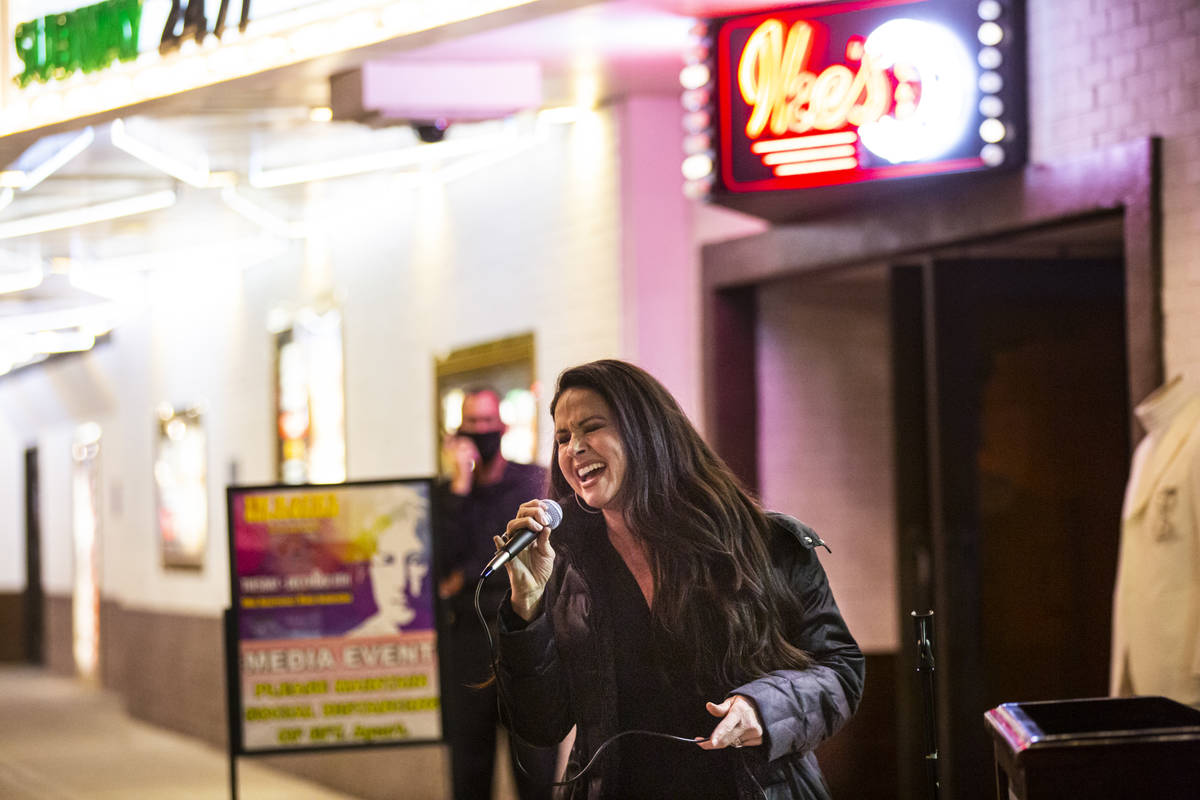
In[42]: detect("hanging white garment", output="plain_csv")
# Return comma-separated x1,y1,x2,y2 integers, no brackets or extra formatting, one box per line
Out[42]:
1110,375,1200,708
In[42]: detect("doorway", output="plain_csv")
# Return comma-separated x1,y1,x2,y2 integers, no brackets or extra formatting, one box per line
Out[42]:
892,248,1130,798
24,446,43,665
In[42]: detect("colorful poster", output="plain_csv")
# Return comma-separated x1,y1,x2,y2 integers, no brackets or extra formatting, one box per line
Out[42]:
227,479,440,752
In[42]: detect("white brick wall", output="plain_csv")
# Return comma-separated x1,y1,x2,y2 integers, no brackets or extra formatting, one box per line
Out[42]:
1029,0,1200,382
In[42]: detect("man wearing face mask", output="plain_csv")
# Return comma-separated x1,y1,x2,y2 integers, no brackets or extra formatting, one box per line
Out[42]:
435,387,556,800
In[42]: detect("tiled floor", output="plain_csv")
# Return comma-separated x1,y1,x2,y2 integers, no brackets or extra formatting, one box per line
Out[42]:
0,666,358,799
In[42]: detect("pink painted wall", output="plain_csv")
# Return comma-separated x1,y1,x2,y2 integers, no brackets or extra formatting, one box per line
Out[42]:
618,96,703,424
756,268,900,653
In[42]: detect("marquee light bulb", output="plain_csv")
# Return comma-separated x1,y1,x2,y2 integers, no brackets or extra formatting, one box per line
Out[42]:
978,1,1002,21
679,63,711,90
684,44,709,65
979,118,1006,143
979,96,1004,118
681,88,710,112
681,153,714,180
682,110,711,134
683,133,712,154
978,22,1003,46
981,143,1005,166
682,178,713,200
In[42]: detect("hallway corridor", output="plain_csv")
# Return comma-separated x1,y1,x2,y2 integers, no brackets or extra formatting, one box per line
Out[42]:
0,667,357,799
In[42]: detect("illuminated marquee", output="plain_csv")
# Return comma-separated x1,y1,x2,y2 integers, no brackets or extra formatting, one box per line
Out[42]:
13,0,143,86
1,0,543,138
713,0,1024,193
13,0,254,87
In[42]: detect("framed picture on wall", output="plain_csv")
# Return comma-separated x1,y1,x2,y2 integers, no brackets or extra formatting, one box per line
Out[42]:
272,306,347,485
434,332,539,475
155,405,209,570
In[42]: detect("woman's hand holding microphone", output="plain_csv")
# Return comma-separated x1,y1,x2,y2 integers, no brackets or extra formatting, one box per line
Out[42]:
495,499,559,621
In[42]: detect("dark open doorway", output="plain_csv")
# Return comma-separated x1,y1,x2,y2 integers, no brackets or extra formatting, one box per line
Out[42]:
24,446,43,665
892,241,1130,797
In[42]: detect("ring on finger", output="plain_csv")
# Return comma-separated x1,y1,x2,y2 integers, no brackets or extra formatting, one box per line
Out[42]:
732,736,743,748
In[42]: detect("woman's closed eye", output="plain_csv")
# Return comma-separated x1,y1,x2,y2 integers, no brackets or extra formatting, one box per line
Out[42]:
558,424,604,446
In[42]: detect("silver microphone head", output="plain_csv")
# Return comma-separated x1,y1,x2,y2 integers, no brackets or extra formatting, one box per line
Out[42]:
542,499,563,529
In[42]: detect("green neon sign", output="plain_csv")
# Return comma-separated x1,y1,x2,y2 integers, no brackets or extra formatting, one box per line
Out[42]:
14,0,143,87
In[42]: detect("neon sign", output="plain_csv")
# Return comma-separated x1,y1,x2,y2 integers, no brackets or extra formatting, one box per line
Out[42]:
158,0,253,54
713,0,1025,193
14,0,143,86
13,0,256,86
2,1,543,138
737,19,891,139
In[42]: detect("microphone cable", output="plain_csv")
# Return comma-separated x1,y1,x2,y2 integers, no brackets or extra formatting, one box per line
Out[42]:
473,579,768,798
473,578,539,780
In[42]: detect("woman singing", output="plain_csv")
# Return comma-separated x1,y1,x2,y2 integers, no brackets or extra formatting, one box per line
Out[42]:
494,360,864,799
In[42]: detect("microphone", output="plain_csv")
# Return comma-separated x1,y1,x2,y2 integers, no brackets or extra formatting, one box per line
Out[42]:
480,499,563,578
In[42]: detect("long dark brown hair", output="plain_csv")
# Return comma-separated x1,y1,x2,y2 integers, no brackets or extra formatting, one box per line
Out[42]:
549,359,812,694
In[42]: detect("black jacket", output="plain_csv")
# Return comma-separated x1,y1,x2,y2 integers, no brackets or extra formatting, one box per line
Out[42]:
496,508,865,799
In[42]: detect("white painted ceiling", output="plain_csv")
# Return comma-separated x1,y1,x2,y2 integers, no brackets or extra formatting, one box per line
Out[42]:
0,0,803,355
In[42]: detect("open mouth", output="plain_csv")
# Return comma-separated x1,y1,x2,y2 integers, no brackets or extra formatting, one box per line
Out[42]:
577,462,606,485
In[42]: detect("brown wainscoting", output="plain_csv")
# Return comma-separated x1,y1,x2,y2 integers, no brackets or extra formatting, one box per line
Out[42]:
44,594,74,676
99,600,228,747
0,592,26,662
815,652,900,800
98,600,451,799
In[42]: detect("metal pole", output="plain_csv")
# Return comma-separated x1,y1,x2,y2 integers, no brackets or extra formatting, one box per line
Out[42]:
224,608,240,800
912,610,939,800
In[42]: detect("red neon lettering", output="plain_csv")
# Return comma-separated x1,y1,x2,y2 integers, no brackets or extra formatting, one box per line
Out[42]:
737,19,892,139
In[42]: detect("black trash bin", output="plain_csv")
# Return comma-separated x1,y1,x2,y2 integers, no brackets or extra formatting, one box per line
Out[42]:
984,696,1200,800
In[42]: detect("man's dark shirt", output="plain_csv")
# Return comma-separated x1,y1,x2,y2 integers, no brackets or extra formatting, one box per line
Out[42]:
435,460,548,624
436,459,557,799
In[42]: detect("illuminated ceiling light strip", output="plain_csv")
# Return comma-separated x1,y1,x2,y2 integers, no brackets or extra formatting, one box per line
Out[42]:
248,133,513,188
0,190,176,240
773,157,859,177
69,236,289,283
18,127,95,190
0,264,44,294
109,119,211,188
28,330,96,354
762,145,857,165
0,350,37,377
0,301,120,336
0,188,13,212
220,187,306,238
751,131,858,154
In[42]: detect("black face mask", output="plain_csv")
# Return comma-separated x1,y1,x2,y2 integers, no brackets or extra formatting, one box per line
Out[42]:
462,430,503,464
